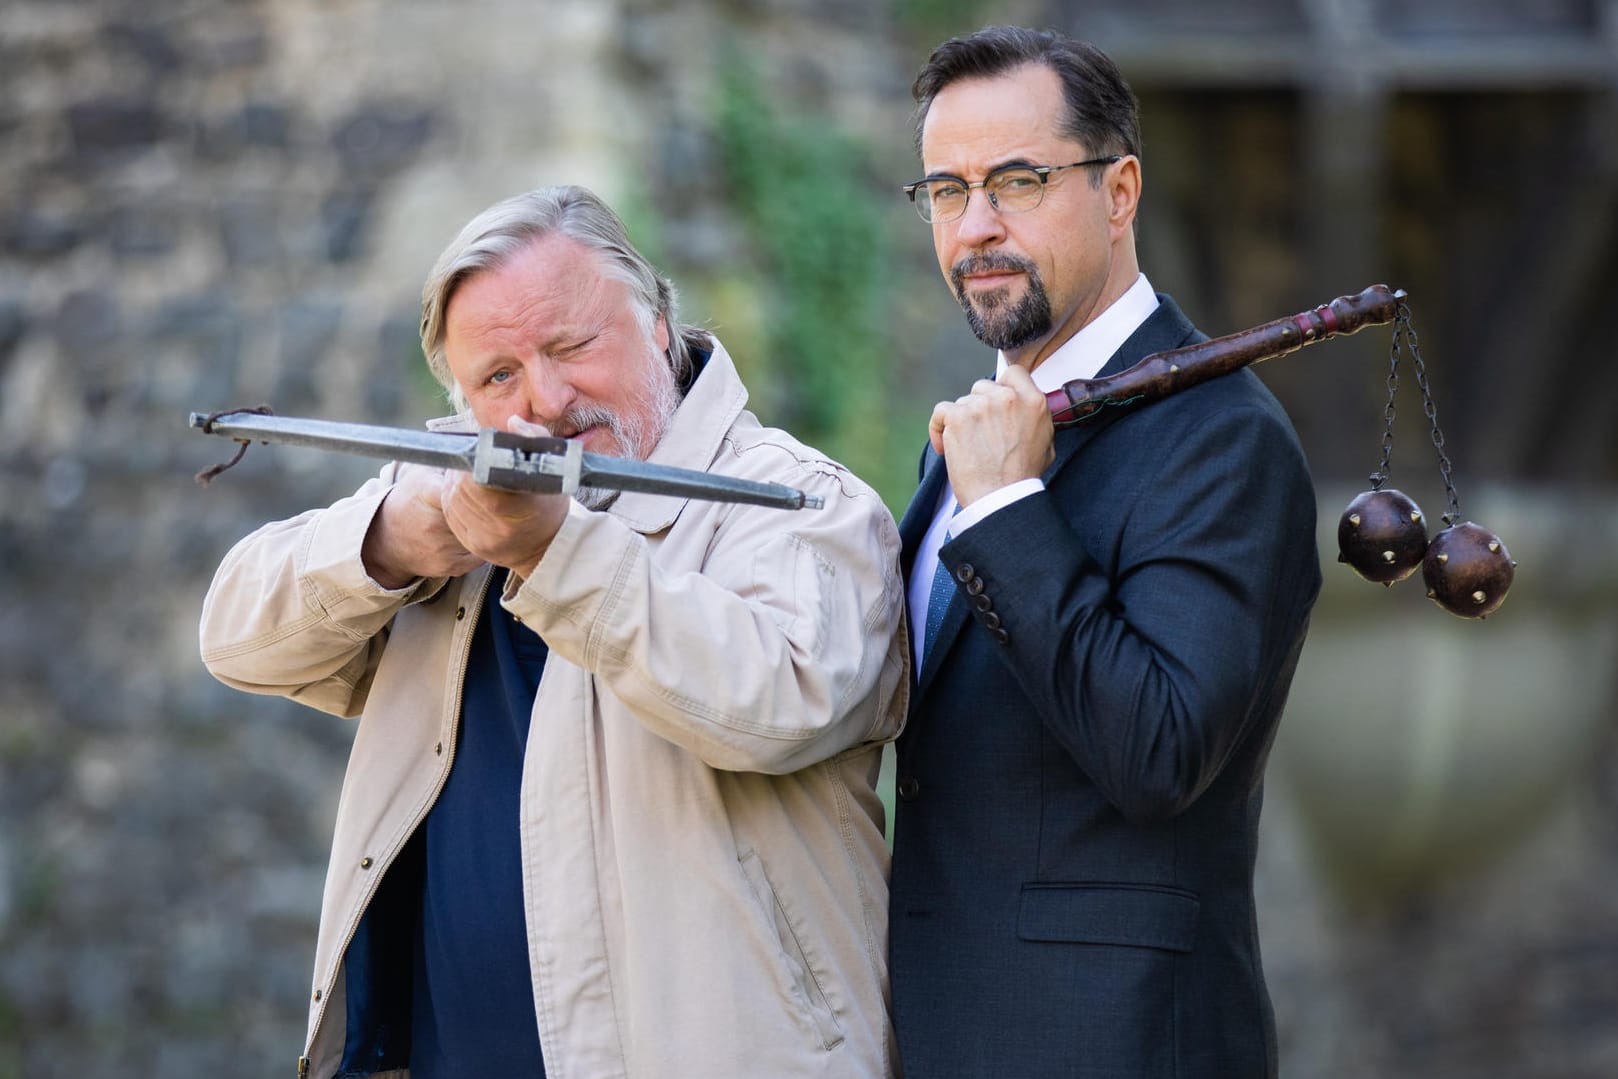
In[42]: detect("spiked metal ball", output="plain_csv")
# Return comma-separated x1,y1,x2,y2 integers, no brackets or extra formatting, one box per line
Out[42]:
1338,489,1429,585
1423,522,1516,618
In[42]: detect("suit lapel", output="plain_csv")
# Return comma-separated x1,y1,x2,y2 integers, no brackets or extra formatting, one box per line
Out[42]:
901,444,981,697
898,447,966,697
898,445,949,577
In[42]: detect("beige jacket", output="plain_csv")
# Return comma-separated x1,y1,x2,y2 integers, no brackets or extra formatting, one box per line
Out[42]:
200,342,908,1079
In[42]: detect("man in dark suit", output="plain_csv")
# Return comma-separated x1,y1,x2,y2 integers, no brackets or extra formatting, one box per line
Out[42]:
888,27,1322,1079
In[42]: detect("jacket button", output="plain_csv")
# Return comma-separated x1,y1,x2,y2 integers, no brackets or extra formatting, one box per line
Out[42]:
312,989,322,1002
965,576,984,596
360,857,373,869
983,611,1002,630
973,594,992,613
455,606,466,621
897,776,921,801
955,563,974,583
434,741,443,755
992,627,1010,645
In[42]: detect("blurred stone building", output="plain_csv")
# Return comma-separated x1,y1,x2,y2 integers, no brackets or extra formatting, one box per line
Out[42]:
0,0,1613,1075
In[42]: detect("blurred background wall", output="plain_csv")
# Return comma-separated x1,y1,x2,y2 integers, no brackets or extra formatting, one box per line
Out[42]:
1,0,1614,1075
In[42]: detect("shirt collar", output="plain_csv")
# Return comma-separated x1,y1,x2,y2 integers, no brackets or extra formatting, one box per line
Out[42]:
995,272,1159,393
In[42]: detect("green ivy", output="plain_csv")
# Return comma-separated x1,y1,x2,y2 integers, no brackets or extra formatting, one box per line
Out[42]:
711,45,924,511
895,0,992,45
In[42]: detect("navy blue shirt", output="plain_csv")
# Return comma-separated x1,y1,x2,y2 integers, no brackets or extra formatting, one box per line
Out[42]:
408,582,548,1077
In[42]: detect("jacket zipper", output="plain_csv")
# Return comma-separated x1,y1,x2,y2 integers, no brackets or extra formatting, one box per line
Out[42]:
297,568,492,1075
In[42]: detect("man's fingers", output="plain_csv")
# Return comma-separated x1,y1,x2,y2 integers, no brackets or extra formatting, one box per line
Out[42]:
929,400,952,455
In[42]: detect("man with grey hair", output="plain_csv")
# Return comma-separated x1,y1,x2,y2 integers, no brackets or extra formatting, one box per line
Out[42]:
201,185,907,1078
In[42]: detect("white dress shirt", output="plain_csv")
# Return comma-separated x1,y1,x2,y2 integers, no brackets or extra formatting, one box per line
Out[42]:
907,273,1161,671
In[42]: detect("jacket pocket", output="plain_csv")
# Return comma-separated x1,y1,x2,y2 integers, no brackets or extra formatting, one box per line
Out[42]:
738,850,845,1050
1016,882,1201,952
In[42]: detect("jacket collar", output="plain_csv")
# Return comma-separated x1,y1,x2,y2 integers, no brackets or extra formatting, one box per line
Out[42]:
608,338,748,534
1092,291,1199,381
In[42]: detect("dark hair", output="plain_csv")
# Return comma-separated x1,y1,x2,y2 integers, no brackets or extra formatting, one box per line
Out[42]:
911,26,1141,166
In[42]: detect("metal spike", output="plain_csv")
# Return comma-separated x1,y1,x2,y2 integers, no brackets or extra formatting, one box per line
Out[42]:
1488,540,1500,553
1169,364,1180,374
1411,511,1422,522
1436,553,1448,565
1426,590,1436,599
1383,581,1393,588
1472,590,1487,604
1382,550,1395,562
1349,514,1361,527
1510,560,1519,567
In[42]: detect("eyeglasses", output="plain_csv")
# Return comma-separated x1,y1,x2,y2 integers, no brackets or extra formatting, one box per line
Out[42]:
902,157,1122,224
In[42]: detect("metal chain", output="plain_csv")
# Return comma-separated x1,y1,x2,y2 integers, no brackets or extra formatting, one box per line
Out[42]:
1370,313,1402,490
1397,303,1462,524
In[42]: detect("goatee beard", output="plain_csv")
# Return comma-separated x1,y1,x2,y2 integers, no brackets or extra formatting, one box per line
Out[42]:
950,253,1052,351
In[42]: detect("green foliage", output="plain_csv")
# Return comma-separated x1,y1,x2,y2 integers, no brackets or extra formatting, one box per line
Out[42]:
895,0,992,44
714,54,883,437
613,179,669,277
711,45,926,512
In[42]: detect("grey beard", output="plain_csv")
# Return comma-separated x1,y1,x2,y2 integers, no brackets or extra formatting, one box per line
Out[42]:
567,352,683,510
951,254,1053,351
573,484,619,511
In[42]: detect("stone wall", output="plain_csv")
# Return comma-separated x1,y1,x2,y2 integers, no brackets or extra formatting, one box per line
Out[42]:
2,2,1615,1076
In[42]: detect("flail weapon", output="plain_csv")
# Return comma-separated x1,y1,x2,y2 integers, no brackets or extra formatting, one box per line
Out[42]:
1044,284,1515,618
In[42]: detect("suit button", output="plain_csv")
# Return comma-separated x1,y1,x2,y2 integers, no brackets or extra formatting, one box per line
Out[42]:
983,611,1002,630
992,627,1010,645
965,576,984,596
897,776,921,801
973,594,993,613
955,563,974,583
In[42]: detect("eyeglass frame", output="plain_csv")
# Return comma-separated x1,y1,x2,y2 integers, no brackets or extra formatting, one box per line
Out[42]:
901,156,1123,223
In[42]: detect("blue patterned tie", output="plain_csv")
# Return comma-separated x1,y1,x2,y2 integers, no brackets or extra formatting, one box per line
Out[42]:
922,555,957,659
922,499,963,659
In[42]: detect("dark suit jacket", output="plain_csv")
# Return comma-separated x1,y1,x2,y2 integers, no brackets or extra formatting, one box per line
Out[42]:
888,295,1321,1079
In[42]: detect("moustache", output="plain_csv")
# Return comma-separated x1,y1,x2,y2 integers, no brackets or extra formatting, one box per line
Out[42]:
950,252,1038,291
556,403,617,438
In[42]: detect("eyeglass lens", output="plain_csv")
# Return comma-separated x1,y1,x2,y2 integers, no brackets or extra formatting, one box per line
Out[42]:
917,168,1045,223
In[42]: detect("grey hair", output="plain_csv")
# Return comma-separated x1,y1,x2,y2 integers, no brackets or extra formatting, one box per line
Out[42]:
419,185,710,408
